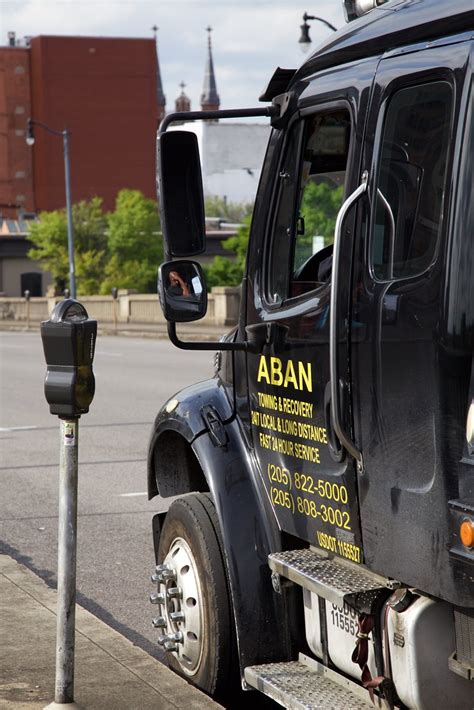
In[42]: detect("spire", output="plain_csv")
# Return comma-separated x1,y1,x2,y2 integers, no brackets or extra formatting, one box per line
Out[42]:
175,81,191,113
152,25,166,124
200,26,220,112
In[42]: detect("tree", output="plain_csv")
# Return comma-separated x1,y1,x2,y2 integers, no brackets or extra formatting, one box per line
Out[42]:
204,196,253,223
300,181,343,243
204,216,251,288
27,197,108,295
27,190,163,295
101,189,162,294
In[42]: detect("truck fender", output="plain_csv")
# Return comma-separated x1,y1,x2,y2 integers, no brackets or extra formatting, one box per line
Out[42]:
148,381,294,672
147,378,234,499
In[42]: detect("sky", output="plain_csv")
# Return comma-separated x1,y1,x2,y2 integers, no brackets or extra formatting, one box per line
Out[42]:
1,0,345,111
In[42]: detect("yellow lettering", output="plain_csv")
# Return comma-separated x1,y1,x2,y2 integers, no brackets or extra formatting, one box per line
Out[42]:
256,356,313,393
257,355,270,384
299,361,312,393
283,359,298,389
270,357,283,386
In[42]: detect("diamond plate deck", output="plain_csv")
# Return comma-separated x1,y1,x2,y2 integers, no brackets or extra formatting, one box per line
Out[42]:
245,659,376,709
269,549,395,610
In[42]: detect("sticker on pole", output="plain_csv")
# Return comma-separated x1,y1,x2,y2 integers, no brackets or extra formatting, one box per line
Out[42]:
63,421,76,446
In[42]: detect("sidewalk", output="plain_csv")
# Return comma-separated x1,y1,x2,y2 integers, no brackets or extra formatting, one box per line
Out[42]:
0,555,222,709
0,320,230,342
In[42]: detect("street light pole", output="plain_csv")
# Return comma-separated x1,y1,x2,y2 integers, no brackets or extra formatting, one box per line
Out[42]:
62,130,76,300
26,119,77,299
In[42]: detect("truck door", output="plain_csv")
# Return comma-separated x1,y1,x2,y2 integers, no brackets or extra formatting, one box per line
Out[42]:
350,39,472,594
245,59,378,563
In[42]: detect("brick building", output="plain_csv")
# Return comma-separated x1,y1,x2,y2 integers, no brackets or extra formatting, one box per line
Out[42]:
0,33,163,217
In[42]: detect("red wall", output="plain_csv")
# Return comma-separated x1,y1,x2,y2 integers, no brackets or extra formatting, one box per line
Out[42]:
0,47,34,216
29,36,159,213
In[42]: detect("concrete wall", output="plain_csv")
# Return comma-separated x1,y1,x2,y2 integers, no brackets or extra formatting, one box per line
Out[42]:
0,254,52,297
0,286,241,328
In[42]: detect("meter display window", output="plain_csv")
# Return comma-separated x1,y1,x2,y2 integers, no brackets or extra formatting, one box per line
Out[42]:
371,81,453,281
267,110,351,303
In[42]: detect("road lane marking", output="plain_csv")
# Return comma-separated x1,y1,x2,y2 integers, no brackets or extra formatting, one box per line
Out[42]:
118,492,148,497
0,426,38,432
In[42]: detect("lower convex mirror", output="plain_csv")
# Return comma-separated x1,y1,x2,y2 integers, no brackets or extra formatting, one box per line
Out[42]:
158,260,207,323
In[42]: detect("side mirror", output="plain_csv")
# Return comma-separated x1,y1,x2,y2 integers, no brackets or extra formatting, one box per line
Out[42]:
158,260,207,323
157,131,206,258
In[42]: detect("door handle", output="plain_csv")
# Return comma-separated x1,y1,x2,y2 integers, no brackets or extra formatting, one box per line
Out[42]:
329,171,368,471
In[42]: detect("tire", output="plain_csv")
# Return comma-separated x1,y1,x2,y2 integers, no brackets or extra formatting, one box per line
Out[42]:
156,493,237,701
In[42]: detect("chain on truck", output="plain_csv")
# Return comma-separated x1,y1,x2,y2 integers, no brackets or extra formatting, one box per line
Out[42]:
147,1,474,707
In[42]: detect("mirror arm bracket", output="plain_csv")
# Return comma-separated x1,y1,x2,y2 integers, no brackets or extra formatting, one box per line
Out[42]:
159,105,279,136
167,322,254,353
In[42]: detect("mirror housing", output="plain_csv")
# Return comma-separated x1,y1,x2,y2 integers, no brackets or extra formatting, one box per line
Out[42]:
158,260,207,323
157,131,206,258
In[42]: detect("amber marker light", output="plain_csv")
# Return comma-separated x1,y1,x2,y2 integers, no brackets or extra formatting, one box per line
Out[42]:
460,519,474,548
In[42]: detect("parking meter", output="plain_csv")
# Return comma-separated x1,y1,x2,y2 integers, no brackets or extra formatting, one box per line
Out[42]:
41,299,97,706
41,299,96,418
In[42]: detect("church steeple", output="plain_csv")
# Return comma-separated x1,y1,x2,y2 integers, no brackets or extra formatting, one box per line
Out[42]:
175,81,191,113
152,25,166,124
200,27,220,112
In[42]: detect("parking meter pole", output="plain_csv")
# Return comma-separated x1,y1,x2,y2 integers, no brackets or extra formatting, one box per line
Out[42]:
41,299,96,710
55,418,79,704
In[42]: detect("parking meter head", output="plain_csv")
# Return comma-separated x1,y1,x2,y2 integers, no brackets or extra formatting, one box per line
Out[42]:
41,299,97,417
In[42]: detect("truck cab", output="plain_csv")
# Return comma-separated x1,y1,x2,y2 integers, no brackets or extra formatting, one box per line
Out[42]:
148,1,474,707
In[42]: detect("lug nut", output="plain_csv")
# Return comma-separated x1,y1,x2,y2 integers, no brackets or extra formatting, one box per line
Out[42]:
164,641,177,652
167,586,182,599
149,592,165,605
160,568,176,581
150,588,166,601
162,631,183,644
170,611,185,623
155,564,170,573
157,635,165,646
152,616,167,629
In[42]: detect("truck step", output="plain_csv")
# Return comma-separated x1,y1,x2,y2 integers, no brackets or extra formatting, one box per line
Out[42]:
269,548,397,612
245,655,378,709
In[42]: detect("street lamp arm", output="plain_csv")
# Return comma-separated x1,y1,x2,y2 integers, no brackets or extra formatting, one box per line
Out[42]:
303,13,337,32
28,117,67,137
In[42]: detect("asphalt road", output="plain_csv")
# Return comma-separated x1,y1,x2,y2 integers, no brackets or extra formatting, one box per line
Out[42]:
0,330,214,660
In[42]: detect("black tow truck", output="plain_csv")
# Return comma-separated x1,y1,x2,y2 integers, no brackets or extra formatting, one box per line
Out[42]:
147,1,474,707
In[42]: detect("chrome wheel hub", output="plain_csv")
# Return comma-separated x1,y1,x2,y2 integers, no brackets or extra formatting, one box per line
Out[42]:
150,537,204,676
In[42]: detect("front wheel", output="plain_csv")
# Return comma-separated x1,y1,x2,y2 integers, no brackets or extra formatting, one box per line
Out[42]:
154,493,237,701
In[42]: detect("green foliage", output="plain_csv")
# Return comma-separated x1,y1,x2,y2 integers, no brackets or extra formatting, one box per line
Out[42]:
28,197,107,296
27,190,162,295
300,181,344,243
101,190,162,294
204,196,253,223
204,216,251,288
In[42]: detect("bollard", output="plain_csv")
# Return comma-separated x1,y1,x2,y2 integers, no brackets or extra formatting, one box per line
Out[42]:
24,289,30,330
41,299,97,708
112,286,118,332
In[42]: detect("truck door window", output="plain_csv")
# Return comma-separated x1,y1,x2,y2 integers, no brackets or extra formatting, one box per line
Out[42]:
371,81,453,281
268,110,351,303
